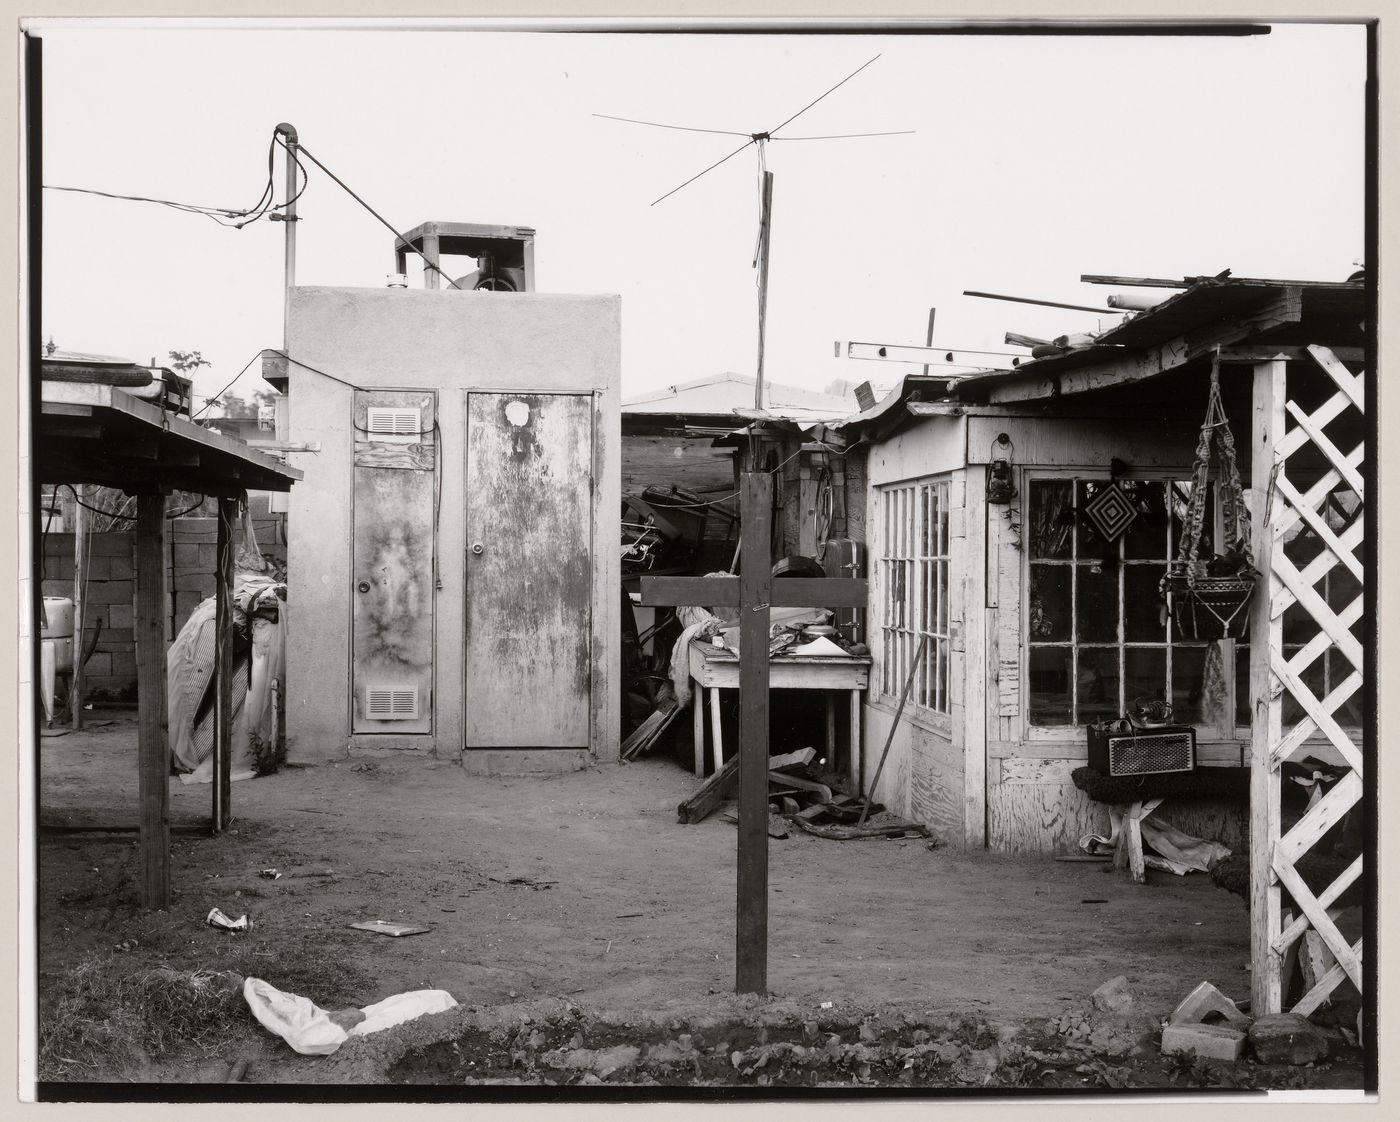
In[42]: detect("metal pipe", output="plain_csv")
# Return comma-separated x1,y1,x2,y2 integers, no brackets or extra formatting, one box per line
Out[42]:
275,123,299,349
963,289,1123,315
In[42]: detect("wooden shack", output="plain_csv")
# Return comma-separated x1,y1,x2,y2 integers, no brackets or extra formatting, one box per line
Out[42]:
843,277,1366,861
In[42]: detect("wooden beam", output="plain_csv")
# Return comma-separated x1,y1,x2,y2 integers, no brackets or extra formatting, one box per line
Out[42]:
639,574,866,610
988,289,1306,405
245,440,322,453
136,493,171,909
43,419,104,440
963,465,988,847
1080,273,1193,288
70,487,88,730
1220,345,1364,364
212,498,235,833
1249,357,1286,1014
40,381,302,485
736,472,772,995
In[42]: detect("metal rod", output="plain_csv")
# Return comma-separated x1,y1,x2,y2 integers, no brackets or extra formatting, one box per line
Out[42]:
276,123,298,349
963,289,1123,315
921,307,936,377
858,634,928,826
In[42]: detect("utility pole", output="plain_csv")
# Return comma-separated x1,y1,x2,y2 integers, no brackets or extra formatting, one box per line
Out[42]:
275,123,299,348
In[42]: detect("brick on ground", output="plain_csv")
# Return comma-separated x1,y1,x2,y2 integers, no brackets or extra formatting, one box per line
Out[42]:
1169,981,1252,1030
1160,1022,1246,1062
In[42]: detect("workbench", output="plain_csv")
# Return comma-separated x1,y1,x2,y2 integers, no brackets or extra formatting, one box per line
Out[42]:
686,639,871,780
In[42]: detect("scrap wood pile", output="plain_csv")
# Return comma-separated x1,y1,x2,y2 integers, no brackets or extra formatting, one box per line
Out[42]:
676,747,930,840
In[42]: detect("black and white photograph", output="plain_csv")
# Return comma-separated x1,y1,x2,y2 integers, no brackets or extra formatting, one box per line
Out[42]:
17,12,1378,1104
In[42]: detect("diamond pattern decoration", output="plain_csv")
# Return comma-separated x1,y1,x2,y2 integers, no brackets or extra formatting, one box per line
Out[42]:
1083,481,1139,543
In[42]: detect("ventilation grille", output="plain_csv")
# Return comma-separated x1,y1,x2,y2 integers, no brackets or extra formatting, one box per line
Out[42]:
1088,726,1195,777
365,407,424,441
366,686,419,720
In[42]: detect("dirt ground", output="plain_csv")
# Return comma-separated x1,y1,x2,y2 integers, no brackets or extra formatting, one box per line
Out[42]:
34,709,1364,1094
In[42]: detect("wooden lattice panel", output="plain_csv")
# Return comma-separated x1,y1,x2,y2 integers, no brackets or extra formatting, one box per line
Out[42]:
1251,344,1364,1016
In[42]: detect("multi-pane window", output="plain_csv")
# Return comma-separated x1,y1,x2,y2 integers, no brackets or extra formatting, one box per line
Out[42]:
880,478,951,713
1026,477,1239,728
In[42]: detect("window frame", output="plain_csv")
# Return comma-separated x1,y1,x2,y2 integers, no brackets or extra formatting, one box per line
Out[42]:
1020,467,1246,744
877,475,954,722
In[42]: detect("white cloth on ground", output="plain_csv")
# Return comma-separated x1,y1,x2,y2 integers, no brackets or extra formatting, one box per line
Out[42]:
243,976,458,1056
1079,806,1231,875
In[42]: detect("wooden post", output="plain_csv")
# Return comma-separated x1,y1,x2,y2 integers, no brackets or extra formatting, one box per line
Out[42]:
638,477,867,996
964,467,989,847
135,492,171,909
754,169,774,413
1249,357,1286,1013
736,471,773,994
798,461,817,558
212,497,236,833
70,484,87,729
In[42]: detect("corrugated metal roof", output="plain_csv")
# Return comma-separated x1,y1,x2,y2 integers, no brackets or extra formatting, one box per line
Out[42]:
623,372,855,422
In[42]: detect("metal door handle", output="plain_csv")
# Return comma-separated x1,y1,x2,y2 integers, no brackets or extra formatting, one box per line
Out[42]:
471,543,484,556
357,580,371,593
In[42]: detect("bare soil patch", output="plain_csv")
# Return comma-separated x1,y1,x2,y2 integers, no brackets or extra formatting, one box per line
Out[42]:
35,710,1363,1092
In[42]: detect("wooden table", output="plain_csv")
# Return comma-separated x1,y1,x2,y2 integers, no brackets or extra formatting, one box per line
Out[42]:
686,639,871,780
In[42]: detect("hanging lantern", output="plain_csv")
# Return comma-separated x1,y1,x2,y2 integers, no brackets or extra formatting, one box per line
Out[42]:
986,433,1016,504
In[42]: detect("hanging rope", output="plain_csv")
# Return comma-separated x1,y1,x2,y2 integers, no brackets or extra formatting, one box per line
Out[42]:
1163,347,1258,638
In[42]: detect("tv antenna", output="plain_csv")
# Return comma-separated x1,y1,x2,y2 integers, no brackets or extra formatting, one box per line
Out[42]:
595,54,911,412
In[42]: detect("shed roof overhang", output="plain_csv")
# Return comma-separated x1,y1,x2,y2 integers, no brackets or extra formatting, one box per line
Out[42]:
37,381,302,496
950,280,1365,408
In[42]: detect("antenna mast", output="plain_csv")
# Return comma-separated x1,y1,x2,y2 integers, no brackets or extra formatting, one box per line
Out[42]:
595,55,909,419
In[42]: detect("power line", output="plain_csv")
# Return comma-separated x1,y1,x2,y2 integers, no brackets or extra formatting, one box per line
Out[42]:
43,184,268,226
190,351,262,421
44,128,304,230
293,143,464,290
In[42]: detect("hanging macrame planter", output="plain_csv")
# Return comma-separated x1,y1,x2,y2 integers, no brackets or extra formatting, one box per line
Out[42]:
1160,349,1259,640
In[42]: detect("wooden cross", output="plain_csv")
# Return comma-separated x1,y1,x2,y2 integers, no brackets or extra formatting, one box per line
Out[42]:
640,471,868,993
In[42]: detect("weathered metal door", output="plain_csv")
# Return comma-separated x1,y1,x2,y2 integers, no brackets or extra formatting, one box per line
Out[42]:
351,390,436,734
464,392,593,748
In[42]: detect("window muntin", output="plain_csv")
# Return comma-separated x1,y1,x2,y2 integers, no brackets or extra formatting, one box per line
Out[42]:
880,478,951,714
1025,476,1237,729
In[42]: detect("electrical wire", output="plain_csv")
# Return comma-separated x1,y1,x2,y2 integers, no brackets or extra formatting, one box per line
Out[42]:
42,184,268,227
55,483,207,521
293,143,464,289
44,127,296,230
191,352,263,421
282,353,365,391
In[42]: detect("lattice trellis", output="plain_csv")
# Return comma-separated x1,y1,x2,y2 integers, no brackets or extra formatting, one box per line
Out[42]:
1251,344,1365,1016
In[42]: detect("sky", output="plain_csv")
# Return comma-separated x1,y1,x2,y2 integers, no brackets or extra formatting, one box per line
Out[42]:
36,22,1367,410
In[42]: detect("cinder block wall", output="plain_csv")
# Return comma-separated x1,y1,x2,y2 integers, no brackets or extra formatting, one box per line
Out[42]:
39,510,286,698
